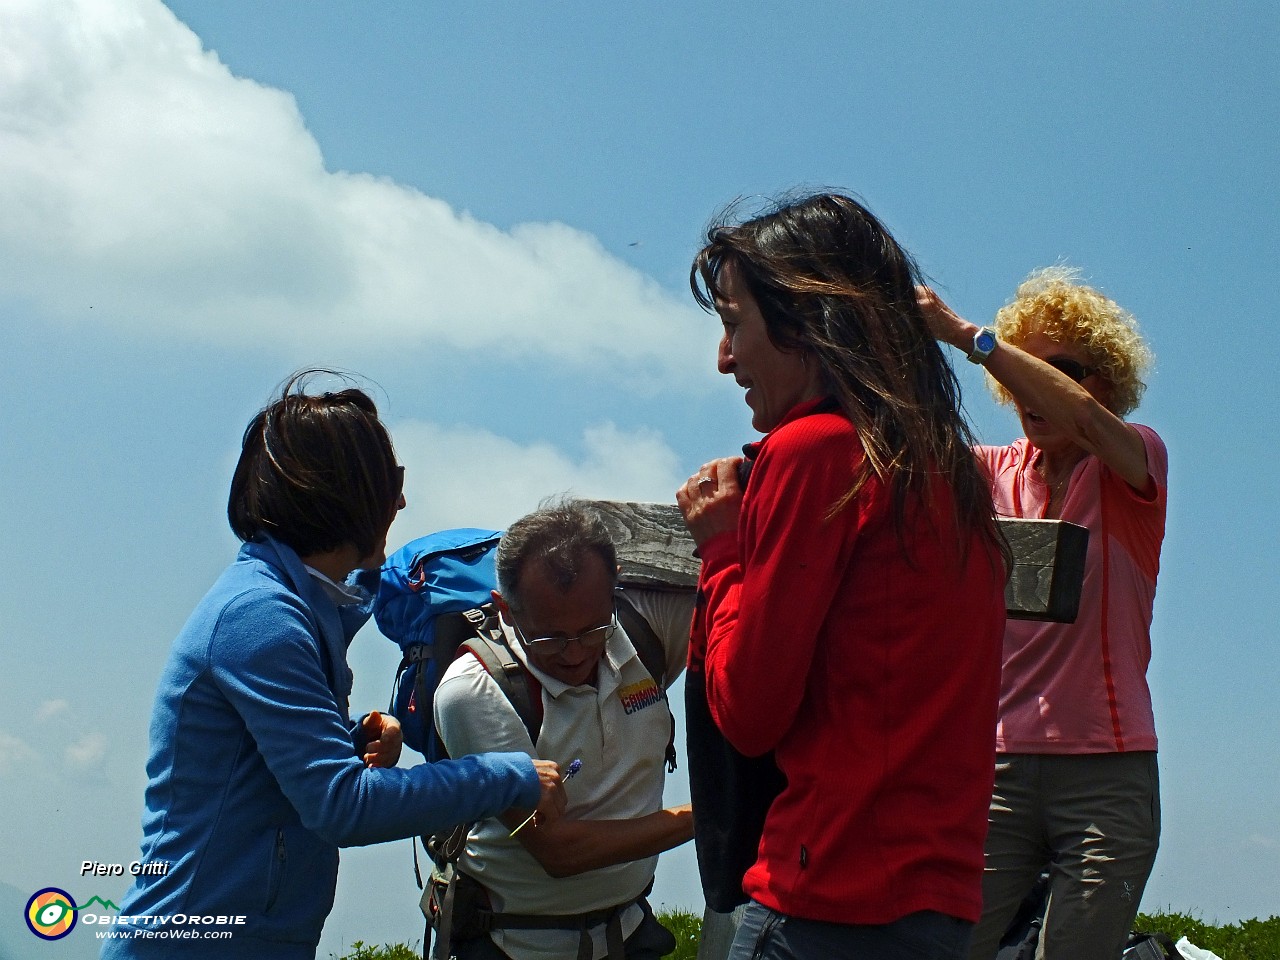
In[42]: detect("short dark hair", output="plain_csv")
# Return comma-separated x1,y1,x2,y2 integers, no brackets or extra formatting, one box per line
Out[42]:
227,370,402,559
496,497,618,613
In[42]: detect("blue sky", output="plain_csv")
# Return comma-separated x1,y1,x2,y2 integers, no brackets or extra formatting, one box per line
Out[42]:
1,0,1277,956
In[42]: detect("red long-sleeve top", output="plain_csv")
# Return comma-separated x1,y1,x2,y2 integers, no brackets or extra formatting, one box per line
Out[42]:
693,398,1005,924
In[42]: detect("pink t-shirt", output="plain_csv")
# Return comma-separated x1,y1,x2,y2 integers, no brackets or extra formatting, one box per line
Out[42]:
977,424,1167,753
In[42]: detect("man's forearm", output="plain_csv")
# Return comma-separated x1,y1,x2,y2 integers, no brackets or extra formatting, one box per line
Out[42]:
500,804,694,879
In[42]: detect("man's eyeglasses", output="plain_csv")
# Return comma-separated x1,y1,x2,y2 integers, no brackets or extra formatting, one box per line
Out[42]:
514,606,619,656
1044,357,1096,383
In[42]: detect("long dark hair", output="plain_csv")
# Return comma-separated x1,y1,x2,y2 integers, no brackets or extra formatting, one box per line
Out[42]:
692,192,1005,565
228,369,402,559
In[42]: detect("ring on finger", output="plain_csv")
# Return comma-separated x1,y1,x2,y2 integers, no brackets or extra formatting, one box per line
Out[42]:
697,476,716,489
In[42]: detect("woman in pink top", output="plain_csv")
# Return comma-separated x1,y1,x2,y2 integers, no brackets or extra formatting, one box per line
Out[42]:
921,268,1164,960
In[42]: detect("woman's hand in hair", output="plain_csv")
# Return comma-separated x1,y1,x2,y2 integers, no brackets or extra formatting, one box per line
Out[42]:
360,711,403,768
916,285,978,351
676,457,744,548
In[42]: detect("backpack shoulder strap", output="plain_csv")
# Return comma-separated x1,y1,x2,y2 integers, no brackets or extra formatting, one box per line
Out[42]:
458,606,544,747
408,608,490,763
615,591,668,686
615,590,678,773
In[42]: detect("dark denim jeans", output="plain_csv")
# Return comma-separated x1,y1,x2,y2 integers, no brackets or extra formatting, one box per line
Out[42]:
728,900,973,960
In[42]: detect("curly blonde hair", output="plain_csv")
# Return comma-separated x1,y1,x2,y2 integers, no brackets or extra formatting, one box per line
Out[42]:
991,266,1153,416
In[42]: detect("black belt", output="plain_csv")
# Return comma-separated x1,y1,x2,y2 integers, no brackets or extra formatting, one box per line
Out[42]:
437,872,651,960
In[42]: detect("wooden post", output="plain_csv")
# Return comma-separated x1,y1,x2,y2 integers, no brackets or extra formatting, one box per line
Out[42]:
589,501,1088,623
998,518,1089,622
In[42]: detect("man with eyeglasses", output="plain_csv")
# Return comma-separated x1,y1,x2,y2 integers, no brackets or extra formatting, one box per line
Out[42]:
433,498,695,960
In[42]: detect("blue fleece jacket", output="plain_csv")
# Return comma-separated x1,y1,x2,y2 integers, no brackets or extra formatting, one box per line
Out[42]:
102,536,539,959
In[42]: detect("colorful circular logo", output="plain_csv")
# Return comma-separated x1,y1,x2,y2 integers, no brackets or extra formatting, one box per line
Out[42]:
25,887,78,940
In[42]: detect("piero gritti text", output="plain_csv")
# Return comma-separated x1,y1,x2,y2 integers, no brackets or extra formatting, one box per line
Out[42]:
81,860,171,877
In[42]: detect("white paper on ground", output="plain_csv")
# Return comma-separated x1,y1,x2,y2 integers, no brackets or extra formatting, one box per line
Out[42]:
1176,935,1226,960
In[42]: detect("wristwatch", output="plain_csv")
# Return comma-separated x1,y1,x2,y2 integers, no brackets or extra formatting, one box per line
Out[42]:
967,326,997,364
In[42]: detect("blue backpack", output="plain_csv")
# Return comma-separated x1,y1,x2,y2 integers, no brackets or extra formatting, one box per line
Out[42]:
375,529,505,761
375,527,676,767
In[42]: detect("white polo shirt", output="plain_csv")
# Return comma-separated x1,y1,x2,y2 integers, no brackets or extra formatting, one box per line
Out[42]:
433,587,692,960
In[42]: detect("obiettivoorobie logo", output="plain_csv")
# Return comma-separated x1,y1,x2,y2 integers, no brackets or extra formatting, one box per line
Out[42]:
24,888,120,941
25,887,73,940
23,874,246,943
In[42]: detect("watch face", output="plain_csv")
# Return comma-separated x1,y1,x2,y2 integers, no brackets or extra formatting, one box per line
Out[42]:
976,330,996,353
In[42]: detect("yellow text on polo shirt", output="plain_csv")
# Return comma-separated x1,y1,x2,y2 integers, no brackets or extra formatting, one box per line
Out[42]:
618,678,664,715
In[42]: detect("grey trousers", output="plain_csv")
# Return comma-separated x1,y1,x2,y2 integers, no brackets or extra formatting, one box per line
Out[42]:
698,904,746,960
967,752,1161,960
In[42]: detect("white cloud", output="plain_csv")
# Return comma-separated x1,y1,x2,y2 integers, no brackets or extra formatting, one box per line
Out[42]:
65,731,109,771
35,699,71,722
0,731,37,775
389,418,684,538
0,0,708,377
0,702,110,779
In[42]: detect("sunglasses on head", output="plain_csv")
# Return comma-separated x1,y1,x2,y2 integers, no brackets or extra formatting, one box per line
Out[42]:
386,465,406,513
1044,357,1096,383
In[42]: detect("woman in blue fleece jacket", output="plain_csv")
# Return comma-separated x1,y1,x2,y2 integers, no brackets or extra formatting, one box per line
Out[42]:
103,373,563,959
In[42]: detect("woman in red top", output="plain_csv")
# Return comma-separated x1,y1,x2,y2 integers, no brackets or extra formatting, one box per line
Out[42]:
677,193,1008,960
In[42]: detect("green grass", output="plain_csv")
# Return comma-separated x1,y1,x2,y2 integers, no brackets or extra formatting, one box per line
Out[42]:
332,909,1280,960
1136,909,1280,959
659,907,702,960
331,940,423,960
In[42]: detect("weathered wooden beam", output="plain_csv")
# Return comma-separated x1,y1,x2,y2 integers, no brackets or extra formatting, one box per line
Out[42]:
999,517,1089,623
590,501,1088,623
592,500,700,590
